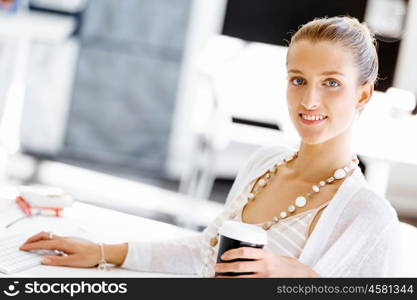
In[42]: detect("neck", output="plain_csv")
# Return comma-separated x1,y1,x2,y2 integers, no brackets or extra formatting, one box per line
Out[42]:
288,130,355,184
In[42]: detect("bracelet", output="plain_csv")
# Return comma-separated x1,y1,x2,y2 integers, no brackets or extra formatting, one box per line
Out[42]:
97,243,109,271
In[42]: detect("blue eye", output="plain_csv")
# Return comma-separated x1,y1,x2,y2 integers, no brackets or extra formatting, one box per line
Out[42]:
291,78,305,86
326,80,340,87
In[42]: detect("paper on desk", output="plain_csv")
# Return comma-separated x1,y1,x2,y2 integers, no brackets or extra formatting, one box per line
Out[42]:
0,186,22,229
0,203,26,230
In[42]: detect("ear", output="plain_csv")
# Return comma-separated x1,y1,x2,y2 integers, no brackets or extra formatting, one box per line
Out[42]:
356,83,373,112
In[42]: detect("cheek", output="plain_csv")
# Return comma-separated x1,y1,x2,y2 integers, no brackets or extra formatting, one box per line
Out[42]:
286,88,299,111
325,87,354,106
326,90,358,123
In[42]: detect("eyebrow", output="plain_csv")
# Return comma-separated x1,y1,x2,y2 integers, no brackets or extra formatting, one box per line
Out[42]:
287,69,345,76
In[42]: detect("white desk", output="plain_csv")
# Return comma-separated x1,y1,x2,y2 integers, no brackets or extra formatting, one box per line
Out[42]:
0,198,199,277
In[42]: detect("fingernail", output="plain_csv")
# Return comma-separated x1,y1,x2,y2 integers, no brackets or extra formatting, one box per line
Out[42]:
42,257,51,264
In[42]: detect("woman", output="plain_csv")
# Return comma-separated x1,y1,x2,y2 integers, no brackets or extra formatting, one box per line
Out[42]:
20,16,402,277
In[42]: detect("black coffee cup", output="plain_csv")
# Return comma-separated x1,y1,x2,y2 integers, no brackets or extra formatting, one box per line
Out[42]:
215,220,268,276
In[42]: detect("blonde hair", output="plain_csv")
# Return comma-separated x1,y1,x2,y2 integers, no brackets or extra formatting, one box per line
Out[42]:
288,16,379,86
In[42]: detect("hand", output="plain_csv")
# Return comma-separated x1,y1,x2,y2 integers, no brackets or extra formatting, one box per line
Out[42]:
214,247,320,278
19,231,101,268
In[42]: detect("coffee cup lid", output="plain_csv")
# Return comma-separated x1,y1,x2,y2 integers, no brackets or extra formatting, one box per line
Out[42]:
219,220,268,245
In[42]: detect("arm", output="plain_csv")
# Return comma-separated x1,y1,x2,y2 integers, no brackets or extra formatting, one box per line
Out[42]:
120,233,204,275
20,231,204,275
104,243,128,266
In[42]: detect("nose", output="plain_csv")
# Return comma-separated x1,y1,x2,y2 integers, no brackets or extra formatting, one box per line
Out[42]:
301,86,320,110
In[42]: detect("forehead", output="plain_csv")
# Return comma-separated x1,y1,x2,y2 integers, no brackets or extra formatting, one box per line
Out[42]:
287,40,357,75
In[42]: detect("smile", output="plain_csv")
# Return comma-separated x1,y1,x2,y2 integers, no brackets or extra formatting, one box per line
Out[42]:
298,113,328,125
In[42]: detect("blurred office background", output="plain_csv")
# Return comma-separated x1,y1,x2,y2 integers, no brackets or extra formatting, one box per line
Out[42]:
0,0,416,231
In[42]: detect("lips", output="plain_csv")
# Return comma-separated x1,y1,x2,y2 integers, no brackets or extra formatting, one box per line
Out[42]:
298,113,328,125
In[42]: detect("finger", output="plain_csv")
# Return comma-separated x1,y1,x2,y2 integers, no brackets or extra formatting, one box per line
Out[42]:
22,231,49,245
215,261,262,274
22,231,62,245
221,247,265,261
41,255,79,267
19,239,71,253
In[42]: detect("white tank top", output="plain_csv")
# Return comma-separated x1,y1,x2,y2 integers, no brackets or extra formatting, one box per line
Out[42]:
233,201,330,258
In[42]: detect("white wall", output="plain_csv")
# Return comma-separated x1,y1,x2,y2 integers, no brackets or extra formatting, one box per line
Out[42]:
394,0,417,94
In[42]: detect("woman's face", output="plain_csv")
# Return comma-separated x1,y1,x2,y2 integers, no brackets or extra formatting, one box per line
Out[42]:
286,40,370,145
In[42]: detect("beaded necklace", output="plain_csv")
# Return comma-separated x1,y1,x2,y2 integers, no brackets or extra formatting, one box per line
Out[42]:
208,151,359,247
246,151,359,230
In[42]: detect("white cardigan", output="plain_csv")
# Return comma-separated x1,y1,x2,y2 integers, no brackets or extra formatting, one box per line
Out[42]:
122,146,412,277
